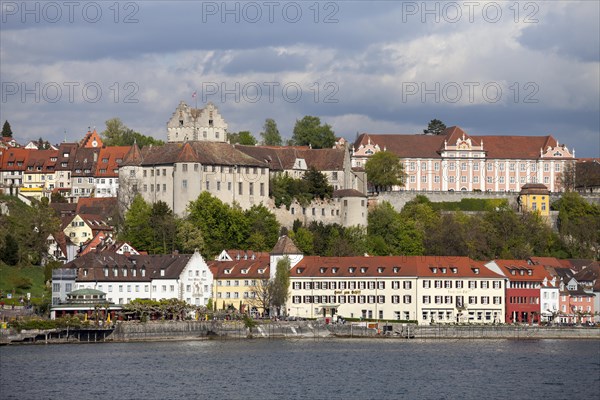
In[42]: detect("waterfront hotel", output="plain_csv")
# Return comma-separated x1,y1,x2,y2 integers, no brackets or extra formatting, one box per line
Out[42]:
289,256,507,324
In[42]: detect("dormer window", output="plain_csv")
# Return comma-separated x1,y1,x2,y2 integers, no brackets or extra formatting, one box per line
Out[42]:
296,268,304,274
431,267,438,274
393,267,400,273
241,269,248,274
113,267,118,277
472,268,480,274
377,267,384,273
141,267,145,277
83,269,88,277
349,267,356,273
519,270,524,276
511,270,516,275
258,268,265,274
160,269,165,277
332,267,338,274
440,268,447,274
527,270,532,276
224,269,231,274
360,267,367,273
104,267,108,277
320,267,326,274
122,268,127,277
451,267,457,274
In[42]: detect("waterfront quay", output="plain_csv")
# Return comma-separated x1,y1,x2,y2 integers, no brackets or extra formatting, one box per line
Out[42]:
2,321,598,345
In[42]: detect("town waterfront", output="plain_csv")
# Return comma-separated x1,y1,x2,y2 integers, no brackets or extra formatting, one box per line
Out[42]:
1,339,599,400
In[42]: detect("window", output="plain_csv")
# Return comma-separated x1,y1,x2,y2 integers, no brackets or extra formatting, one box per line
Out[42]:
468,296,477,304
403,295,411,304
182,180,187,189
423,296,431,304
238,182,243,195
423,280,431,289
403,281,412,289
468,281,477,289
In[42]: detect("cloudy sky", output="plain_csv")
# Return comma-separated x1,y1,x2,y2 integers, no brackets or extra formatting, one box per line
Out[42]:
1,1,598,156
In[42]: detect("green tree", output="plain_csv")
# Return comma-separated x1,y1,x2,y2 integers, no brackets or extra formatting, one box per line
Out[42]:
1,120,13,137
27,199,61,264
120,195,153,252
228,131,257,145
187,192,249,256
260,118,282,146
0,233,19,265
292,116,335,149
289,227,314,255
303,167,333,200
365,151,406,192
555,192,600,258
101,118,164,147
244,205,280,251
149,201,177,254
271,257,291,316
367,201,423,255
423,119,447,135
176,219,206,254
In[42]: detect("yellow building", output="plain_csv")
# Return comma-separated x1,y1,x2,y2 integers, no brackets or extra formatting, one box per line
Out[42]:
62,214,113,246
22,149,58,200
209,251,270,316
519,183,550,216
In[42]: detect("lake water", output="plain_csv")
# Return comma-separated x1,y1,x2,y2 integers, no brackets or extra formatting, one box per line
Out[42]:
1,339,599,400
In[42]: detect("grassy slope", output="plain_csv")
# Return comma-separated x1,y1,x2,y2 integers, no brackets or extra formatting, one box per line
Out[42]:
0,262,47,299
1,196,47,299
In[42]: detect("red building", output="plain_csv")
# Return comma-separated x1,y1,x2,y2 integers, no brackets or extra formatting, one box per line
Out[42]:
485,260,549,324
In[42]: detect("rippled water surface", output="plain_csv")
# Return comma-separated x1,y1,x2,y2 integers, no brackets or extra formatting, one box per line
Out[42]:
1,339,599,400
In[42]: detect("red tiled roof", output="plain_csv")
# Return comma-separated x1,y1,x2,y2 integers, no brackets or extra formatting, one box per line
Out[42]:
292,256,503,279
137,142,267,167
332,189,366,198
95,146,130,177
354,133,445,158
76,197,117,217
121,143,143,166
354,128,569,160
208,254,270,279
491,259,551,281
24,149,58,173
271,236,301,255
235,145,346,171
0,148,31,171
529,257,565,268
